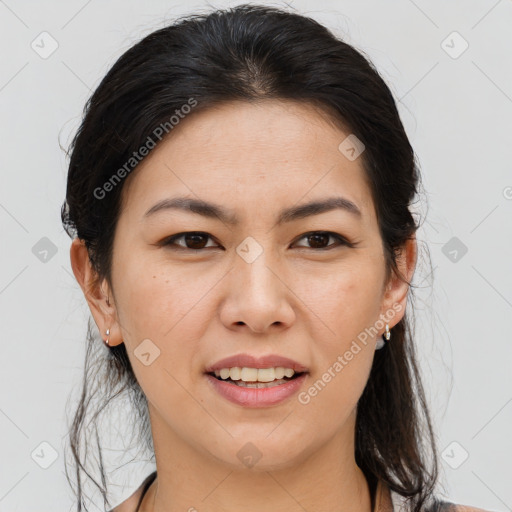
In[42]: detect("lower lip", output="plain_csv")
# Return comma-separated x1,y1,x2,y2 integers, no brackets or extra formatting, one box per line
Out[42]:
205,373,308,407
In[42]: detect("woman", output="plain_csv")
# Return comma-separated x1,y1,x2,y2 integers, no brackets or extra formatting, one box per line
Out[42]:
62,4,489,512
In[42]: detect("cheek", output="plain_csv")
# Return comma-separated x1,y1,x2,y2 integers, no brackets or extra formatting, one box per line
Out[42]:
112,258,205,401
294,262,381,410
113,253,211,340
295,261,383,341
298,274,379,421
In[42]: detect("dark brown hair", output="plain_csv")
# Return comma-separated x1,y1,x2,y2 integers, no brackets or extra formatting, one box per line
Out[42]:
61,5,440,511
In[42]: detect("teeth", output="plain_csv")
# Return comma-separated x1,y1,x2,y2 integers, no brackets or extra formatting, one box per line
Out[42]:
241,367,258,382
219,368,230,380
212,366,297,382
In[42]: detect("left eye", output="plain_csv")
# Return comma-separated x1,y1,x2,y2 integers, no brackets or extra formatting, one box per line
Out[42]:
293,231,352,250
160,231,352,251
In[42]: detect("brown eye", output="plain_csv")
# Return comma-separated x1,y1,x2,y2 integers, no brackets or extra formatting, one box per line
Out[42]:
305,232,330,249
162,232,219,250
292,231,352,250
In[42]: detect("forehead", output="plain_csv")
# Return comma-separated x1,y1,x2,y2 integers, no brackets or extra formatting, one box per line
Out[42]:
120,99,376,224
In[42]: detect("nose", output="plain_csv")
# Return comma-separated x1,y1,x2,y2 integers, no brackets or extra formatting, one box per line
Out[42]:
219,251,296,334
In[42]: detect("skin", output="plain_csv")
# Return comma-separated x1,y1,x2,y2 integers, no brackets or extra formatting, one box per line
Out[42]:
70,99,417,512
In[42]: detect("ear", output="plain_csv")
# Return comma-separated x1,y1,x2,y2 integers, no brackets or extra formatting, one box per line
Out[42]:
69,238,123,346
379,233,417,335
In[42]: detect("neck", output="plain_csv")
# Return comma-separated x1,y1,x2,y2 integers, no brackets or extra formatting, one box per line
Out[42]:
141,406,372,512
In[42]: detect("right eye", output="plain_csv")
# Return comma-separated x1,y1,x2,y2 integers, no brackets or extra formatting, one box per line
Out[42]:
160,232,221,251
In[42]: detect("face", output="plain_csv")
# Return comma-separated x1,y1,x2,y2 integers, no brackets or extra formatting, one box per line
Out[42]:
72,99,415,472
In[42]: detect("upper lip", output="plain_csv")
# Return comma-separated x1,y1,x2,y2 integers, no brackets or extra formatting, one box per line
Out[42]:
205,353,309,373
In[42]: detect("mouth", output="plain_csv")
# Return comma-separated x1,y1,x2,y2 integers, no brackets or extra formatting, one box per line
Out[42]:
206,370,307,389
204,368,309,407
204,353,310,407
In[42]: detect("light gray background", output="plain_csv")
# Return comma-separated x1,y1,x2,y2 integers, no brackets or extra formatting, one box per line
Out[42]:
0,0,511,510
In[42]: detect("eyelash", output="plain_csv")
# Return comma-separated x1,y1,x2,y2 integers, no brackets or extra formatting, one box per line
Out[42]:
159,231,355,251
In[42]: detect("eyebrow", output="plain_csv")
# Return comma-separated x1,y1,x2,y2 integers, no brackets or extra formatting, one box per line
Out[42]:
143,195,362,225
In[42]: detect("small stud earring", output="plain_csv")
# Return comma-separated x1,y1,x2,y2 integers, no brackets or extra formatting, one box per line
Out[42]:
105,328,110,346
385,323,391,341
